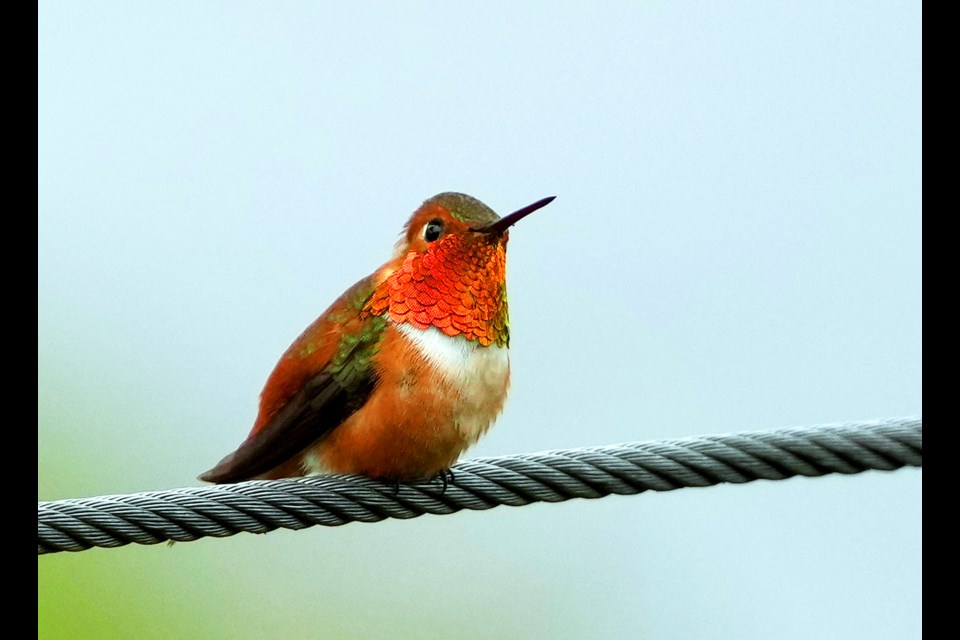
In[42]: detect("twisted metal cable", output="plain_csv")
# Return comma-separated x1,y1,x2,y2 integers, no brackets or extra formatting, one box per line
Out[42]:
37,417,921,555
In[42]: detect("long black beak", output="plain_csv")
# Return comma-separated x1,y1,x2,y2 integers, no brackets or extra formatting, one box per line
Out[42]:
473,196,556,236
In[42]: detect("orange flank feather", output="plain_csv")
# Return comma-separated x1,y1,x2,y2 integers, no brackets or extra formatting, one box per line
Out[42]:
304,324,509,479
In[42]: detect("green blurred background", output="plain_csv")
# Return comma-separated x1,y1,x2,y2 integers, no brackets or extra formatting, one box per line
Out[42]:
39,2,921,638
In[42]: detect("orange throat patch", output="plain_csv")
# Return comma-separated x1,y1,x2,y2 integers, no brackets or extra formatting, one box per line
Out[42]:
364,235,509,346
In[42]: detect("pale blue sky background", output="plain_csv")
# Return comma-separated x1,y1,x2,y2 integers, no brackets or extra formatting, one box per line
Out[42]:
39,2,921,638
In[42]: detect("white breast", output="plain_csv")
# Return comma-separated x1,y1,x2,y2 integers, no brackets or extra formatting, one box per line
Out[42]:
396,323,510,442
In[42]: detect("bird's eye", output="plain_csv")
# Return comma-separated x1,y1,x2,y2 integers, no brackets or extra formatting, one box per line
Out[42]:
423,219,444,242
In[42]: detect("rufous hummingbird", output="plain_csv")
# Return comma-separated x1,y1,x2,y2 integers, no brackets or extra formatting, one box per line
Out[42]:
201,192,555,484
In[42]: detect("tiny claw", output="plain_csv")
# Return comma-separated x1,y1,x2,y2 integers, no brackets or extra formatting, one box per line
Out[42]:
436,468,456,492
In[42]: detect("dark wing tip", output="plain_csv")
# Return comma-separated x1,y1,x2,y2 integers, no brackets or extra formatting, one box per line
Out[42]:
197,469,220,483
198,454,241,484
198,368,377,485
197,321,381,485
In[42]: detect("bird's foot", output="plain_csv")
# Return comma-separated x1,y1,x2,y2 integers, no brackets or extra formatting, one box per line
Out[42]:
436,468,456,492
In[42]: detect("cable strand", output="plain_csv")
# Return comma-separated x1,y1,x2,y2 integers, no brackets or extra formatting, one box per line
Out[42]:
37,417,921,555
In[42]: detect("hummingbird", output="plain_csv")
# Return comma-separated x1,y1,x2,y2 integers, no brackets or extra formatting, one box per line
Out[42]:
200,192,555,484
